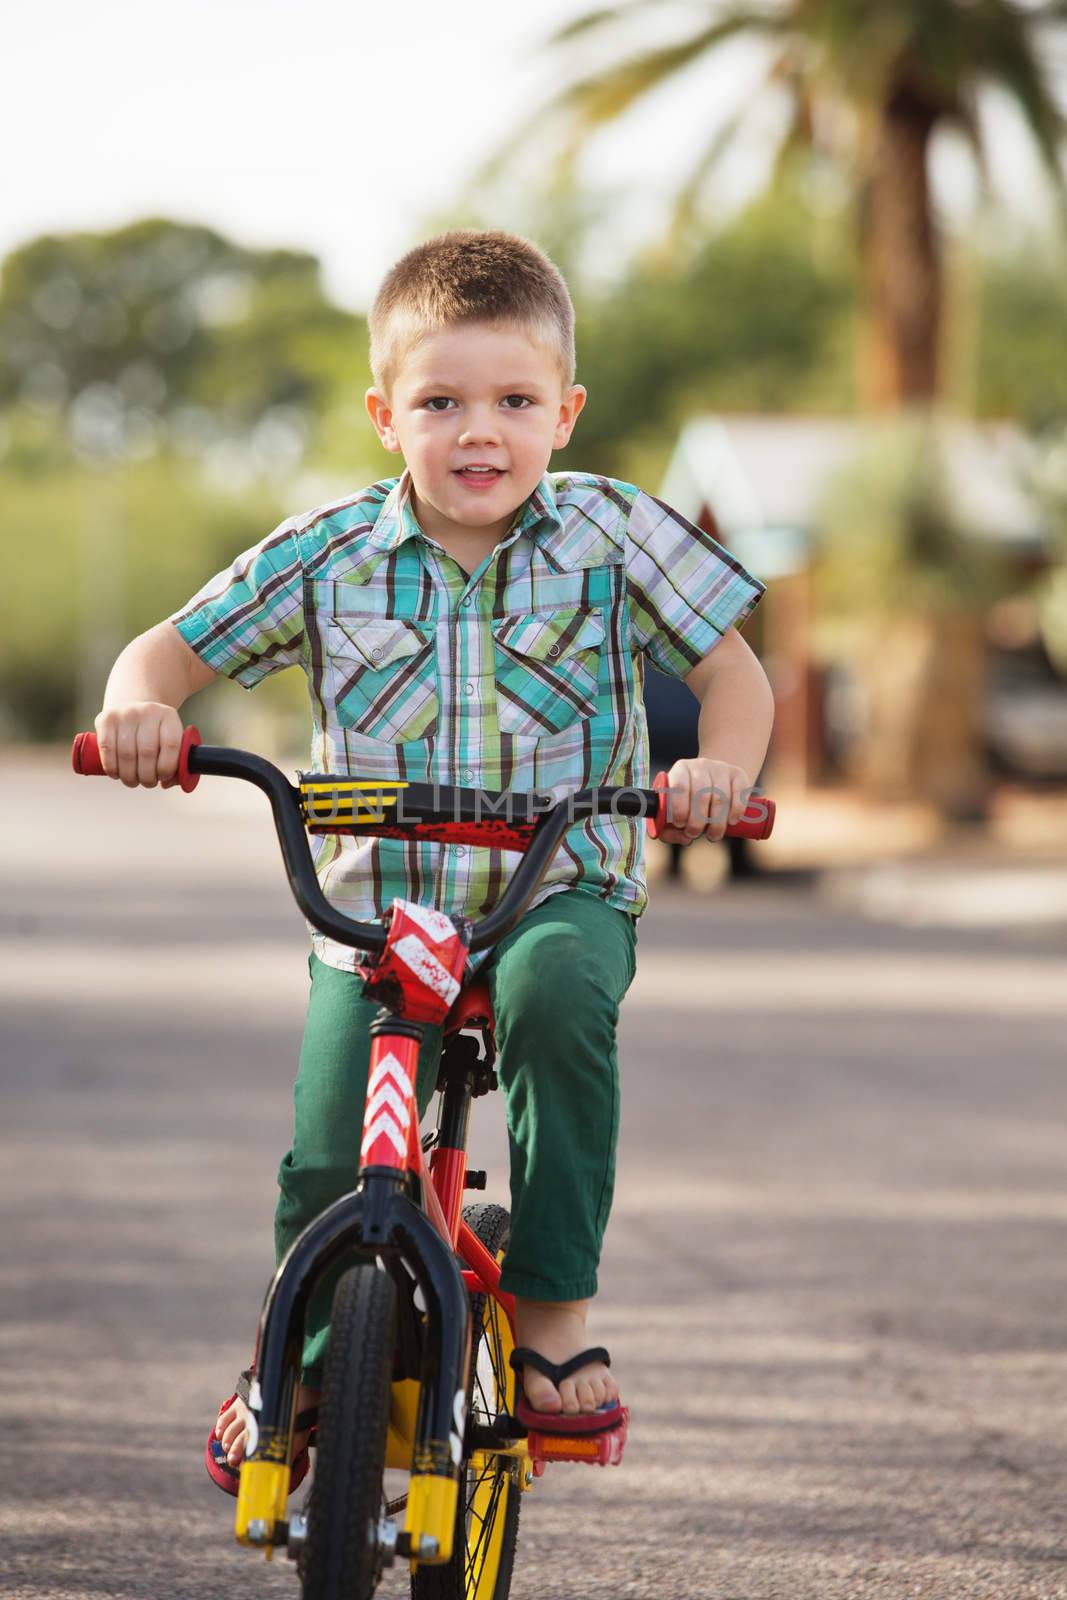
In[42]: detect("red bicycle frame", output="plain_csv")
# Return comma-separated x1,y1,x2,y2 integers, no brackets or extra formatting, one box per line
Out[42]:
358,901,518,1329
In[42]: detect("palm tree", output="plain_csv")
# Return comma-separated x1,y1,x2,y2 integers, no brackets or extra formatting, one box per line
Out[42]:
492,1,1067,822
502,0,1067,406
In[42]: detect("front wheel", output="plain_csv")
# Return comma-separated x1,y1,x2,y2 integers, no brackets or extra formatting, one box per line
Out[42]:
412,1202,520,1600
301,1264,397,1600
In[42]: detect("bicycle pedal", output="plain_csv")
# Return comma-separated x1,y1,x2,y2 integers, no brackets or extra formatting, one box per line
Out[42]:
526,1408,629,1468
467,1409,526,1453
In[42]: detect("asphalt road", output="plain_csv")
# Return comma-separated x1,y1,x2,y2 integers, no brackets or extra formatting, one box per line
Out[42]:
3,752,1067,1599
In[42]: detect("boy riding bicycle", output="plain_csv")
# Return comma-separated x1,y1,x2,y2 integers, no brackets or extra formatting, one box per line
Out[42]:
93,230,774,1490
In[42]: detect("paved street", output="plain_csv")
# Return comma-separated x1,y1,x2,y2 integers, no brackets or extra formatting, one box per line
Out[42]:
3,751,1067,1599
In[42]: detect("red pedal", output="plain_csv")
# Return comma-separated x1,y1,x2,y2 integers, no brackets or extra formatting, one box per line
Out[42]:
526,1408,629,1467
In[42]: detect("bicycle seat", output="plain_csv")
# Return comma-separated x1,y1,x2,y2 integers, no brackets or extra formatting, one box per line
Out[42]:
444,977,494,1036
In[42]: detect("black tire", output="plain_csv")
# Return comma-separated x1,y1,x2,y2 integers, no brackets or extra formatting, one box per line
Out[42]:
301,1264,397,1600
412,1203,520,1600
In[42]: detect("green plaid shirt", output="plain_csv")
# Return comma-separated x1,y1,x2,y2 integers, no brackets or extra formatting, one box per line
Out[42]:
170,470,764,972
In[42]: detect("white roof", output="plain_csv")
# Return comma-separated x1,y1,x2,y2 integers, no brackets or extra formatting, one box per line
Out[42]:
660,414,1048,579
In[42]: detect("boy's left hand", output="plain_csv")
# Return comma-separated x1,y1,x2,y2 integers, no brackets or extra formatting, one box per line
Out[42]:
659,758,753,845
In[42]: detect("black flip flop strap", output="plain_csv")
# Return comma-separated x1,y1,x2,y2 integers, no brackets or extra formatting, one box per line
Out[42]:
509,1345,611,1386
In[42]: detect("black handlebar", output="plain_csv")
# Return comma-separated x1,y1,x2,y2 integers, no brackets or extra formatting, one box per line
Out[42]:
196,742,661,954
72,730,776,957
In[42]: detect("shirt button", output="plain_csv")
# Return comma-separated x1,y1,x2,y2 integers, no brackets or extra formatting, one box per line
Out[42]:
371,647,384,660
454,845,467,858
460,768,474,783
461,596,472,608
464,681,475,695
548,643,561,657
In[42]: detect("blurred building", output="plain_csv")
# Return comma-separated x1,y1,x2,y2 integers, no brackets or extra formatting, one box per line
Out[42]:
659,414,1054,792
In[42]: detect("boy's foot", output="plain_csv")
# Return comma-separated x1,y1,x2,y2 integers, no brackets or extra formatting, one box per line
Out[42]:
512,1300,619,1416
215,1382,321,1469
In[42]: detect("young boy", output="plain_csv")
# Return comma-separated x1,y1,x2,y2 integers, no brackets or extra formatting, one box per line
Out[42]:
94,230,774,1489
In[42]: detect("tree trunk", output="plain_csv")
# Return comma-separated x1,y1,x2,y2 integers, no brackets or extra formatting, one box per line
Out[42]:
847,611,993,823
847,614,934,803
851,85,994,822
860,85,941,407
908,609,993,823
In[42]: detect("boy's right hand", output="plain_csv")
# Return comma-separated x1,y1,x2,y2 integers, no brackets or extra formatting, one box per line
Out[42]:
94,703,185,788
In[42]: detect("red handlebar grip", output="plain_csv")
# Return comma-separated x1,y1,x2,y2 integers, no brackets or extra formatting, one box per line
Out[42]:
736,797,775,840
646,770,775,841
70,726,202,792
163,725,202,792
648,769,671,839
71,731,106,776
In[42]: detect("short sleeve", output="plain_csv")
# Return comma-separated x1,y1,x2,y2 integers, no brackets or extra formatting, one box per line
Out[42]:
169,519,305,689
625,489,765,678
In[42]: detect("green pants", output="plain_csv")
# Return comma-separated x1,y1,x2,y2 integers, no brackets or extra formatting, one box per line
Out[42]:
274,891,637,1384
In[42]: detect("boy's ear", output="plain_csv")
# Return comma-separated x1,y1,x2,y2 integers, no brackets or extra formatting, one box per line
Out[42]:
365,388,401,452
553,385,587,450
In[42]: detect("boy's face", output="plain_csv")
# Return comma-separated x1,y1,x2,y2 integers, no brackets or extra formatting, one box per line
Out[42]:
365,321,586,551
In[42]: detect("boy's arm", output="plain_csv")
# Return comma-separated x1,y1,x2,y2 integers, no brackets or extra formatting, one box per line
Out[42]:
97,513,306,788
96,621,218,788
621,481,770,839
659,626,776,845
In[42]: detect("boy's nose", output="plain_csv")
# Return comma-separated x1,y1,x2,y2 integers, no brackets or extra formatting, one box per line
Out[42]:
458,411,502,446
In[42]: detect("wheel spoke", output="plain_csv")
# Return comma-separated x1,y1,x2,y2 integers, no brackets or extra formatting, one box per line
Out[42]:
465,1457,494,1523
474,1354,492,1421
465,1469,506,1590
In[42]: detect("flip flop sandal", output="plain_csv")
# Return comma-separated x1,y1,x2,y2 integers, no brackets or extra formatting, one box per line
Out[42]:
509,1345,626,1435
204,1367,320,1497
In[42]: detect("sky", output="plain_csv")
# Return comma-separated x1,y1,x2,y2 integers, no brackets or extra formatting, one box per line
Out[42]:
3,0,659,309
2,0,1060,314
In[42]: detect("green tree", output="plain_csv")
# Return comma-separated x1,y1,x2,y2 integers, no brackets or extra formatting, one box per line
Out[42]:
0,219,380,742
974,233,1067,428
1,454,285,739
813,417,1019,818
560,185,856,477
0,218,363,464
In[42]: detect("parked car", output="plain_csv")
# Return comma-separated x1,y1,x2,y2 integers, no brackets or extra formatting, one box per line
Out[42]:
984,641,1067,782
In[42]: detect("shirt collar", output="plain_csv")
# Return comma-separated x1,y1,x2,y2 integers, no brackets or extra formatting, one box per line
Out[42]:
368,469,563,553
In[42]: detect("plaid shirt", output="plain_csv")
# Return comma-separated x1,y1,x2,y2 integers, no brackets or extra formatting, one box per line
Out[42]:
170,470,764,972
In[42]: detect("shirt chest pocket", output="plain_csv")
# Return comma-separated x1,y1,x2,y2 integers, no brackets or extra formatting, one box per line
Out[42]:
325,616,439,741
492,607,604,737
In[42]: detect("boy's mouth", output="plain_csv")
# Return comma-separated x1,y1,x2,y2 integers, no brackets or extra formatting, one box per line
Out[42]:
454,465,505,488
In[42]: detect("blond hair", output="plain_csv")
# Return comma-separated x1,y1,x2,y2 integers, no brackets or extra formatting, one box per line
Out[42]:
368,230,576,393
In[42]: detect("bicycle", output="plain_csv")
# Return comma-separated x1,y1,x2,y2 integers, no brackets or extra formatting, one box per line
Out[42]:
72,725,775,1600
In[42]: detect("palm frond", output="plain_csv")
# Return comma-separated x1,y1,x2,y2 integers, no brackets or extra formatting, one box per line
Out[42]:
549,10,784,132
668,47,806,247
769,91,818,188
948,89,993,205
548,0,686,47
667,104,757,248
973,6,1067,191
473,9,782,192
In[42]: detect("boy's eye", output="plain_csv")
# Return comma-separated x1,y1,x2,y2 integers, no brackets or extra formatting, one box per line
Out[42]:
424,397,455,412
501,394,533,409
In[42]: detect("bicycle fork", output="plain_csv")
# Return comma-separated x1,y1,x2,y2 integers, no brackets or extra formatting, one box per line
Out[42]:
235,1018,471,1564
